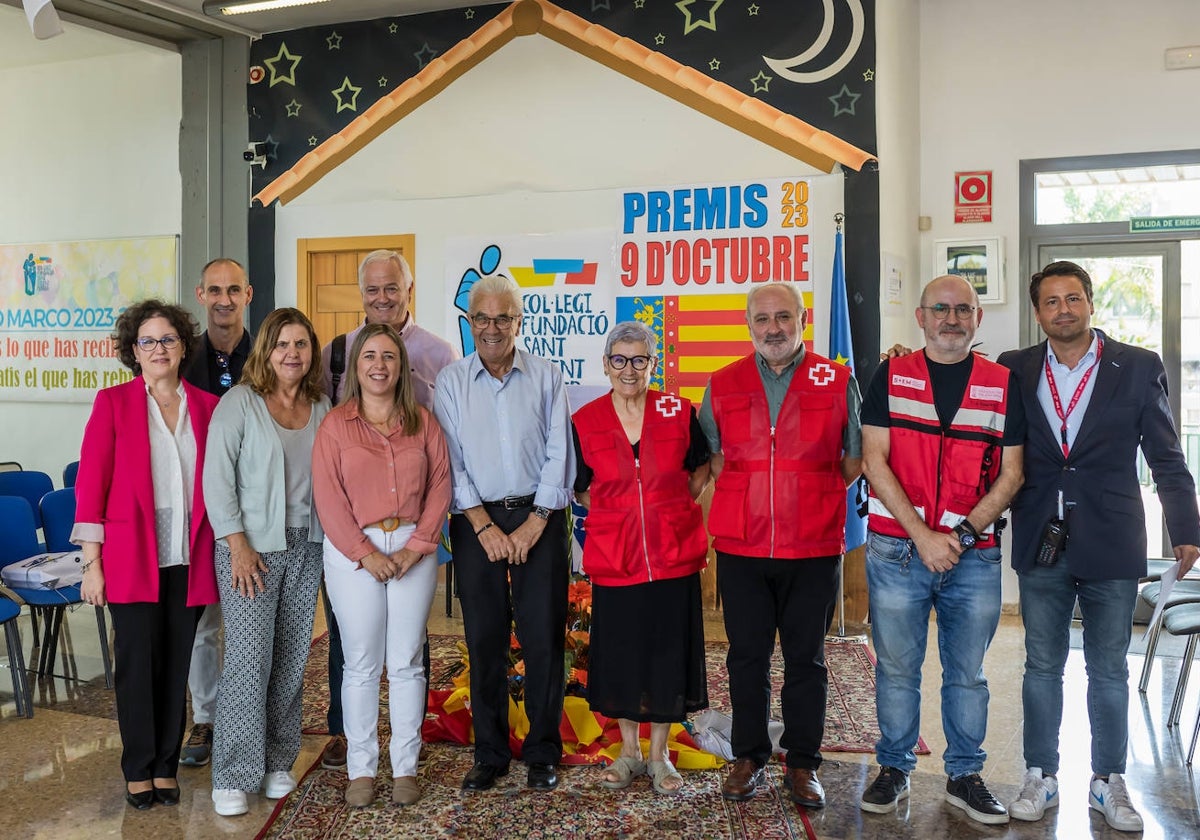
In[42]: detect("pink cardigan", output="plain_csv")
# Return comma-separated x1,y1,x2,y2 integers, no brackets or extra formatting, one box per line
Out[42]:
75,376,220,606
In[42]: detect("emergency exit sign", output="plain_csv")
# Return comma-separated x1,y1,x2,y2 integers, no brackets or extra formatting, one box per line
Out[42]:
1130,216,1200,232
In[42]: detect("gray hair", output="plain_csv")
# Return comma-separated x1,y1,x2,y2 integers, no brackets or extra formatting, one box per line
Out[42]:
358,249,413,292
467,274,523,315
604,320,657,357
745,282,805,317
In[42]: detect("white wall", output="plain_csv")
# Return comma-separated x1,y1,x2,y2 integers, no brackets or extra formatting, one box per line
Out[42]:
919,0,1200,602
276,35,838,334
0,16,182,481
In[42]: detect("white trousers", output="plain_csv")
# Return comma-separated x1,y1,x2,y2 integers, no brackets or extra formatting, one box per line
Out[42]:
323,525,436,780
188,601,221,723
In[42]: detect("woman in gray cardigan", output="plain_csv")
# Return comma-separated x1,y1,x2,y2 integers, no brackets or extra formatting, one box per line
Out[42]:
201,308,331,818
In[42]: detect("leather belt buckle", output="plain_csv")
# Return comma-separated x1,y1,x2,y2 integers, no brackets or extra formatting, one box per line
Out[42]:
379,517,402,532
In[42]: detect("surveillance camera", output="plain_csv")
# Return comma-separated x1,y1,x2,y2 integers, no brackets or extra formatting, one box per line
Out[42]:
244,141,268,167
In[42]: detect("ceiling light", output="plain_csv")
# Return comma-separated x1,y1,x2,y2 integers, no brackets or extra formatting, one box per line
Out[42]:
202,0,331,16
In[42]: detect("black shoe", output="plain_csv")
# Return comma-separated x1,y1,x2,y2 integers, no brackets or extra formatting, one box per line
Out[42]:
125,789,155,810
527,763,558,790
462,762,509,791
945,773,1010,825
153,784,181,806
861,766,910,813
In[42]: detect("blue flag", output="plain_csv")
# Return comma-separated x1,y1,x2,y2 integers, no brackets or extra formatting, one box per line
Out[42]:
829,229,867,551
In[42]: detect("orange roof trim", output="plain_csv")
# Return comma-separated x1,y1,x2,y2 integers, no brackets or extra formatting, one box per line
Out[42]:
254,0,878,207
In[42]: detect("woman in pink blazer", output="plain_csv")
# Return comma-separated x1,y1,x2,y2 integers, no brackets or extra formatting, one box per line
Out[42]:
73,299,220,810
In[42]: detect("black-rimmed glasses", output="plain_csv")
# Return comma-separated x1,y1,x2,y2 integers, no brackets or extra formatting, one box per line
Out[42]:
135,335,181,351
607,354,652,371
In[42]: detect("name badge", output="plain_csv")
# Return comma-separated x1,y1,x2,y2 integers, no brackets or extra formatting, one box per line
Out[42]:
970,385,1004,402
892,374,926,391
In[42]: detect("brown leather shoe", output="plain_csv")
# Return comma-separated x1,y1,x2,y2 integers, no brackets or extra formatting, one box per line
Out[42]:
721,757,766,801
783,767,826,808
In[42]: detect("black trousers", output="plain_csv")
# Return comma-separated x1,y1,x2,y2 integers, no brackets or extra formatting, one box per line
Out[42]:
716,552,840,771
451,506,568,767
107,565,202,782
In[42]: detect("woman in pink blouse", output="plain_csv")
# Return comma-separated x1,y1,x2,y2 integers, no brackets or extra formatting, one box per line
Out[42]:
312,323,451,809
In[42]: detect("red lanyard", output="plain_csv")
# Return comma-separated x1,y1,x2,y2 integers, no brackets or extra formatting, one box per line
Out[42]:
1044,336,1103,458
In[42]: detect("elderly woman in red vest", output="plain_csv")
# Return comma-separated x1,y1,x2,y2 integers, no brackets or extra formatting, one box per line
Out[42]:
571,320,711,795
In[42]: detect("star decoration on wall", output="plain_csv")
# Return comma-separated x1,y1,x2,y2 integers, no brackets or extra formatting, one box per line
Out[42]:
414,43,439,69
709,58,720,71
677,0,725,35
654,33,666,45
332,76,363,113
378,76,388,87
748,3,760,14
591,0,611,11
750,70,772,92
829,84,861,116
284,99,301,117
388,22,398,34
863,68,875,81
308,135,318,147
465,8,475,18
326,31,342,50
634,0,646,7
263,43,301,88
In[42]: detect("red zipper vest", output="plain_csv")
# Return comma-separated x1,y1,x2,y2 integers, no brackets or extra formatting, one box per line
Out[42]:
867,352,1009,545
708,352,850,559
574,390,708,587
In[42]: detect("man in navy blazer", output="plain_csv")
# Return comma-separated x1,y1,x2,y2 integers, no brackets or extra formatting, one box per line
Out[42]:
998,261,1200,832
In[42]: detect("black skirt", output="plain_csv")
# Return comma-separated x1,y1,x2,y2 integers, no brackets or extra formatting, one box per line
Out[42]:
587,572,708,723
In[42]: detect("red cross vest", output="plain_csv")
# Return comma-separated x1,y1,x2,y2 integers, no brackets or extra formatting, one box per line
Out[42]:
867,352,1009,545
708,352,850,559
574,390,708,587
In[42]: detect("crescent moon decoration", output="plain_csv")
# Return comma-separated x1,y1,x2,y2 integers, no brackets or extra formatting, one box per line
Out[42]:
763,0,865,85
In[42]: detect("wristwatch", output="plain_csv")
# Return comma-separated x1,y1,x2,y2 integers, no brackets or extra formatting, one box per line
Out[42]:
952,521,979,549
532,505,552,521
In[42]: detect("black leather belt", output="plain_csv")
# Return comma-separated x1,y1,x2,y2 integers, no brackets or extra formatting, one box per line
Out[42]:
483,494,535,510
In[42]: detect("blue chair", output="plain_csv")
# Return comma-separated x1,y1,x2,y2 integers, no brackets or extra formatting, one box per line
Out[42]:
62,461,79,489
0,496,112,689
40,489,81,553
0,588,32,717
0,471,54,531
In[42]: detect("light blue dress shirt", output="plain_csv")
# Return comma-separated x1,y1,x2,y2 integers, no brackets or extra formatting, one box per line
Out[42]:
1037,330,1101,454
433,349,575,513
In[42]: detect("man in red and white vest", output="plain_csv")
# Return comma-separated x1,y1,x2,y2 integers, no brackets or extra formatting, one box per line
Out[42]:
859,275,1025,825
699,283,862,809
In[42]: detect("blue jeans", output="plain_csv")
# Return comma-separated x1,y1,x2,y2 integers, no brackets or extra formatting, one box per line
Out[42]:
866,531,1002,777
1018,562,1138,776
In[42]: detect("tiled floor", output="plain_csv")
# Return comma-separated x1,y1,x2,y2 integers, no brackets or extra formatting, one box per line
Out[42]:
1,591,1198,839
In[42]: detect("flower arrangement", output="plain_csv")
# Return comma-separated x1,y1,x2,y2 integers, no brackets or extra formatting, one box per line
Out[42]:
505,575,593,701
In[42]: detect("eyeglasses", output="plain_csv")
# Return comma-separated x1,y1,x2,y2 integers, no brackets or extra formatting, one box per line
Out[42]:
470,313,517,329
215,350,232,389
921,303,976,320
607,354,652,371
135,335,181,352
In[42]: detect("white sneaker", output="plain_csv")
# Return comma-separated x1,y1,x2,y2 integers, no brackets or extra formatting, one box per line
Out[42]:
1089,773,1143,832
1009,767,1059,821
262,770,297,799
212,788,248,816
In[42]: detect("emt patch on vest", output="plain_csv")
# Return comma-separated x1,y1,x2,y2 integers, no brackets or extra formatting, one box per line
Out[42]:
808,362,836,386
969,385,1004,402
892,374,926,391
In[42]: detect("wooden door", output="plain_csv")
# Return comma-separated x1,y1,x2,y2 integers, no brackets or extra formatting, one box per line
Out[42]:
297,234,417,347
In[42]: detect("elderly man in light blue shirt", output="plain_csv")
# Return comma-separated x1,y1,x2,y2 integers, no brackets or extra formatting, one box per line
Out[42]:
434,274,574,794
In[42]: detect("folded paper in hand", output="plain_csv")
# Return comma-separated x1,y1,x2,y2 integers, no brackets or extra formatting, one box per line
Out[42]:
1,551,85,589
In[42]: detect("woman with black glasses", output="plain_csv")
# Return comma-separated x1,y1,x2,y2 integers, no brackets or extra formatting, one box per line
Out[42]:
571,320,712,795
74,299,221,809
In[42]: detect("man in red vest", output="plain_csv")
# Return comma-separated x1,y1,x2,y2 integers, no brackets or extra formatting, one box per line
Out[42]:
859,274,1024,825
699,282,862,809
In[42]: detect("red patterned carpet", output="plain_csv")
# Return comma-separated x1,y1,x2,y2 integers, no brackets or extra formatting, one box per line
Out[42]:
263,633,925,840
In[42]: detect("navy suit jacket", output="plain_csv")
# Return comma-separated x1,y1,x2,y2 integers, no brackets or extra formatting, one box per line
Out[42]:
997,330,1199,580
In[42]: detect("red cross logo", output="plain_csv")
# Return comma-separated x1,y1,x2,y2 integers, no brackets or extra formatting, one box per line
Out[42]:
657,394,682,418
808,363,835,387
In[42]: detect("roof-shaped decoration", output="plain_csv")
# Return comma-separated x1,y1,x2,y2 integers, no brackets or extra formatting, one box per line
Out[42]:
253,0,877,207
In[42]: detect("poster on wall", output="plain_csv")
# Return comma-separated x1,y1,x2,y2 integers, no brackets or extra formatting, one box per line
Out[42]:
0,237,178,403
443,176,839,406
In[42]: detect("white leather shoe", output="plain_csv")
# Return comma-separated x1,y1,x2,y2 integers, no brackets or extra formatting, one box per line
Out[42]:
212,788,248,816
262,770,297,799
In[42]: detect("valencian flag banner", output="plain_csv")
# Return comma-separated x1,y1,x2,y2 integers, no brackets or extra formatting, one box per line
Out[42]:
830,225,867,551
